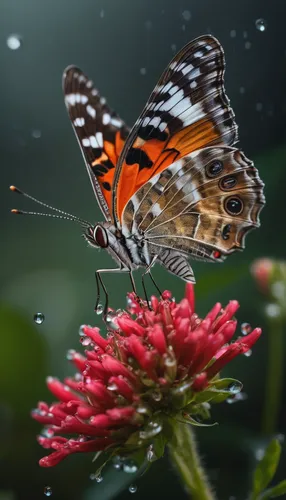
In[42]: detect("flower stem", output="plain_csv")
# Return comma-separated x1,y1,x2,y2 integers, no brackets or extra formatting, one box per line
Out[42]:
261,317,284,435
168,420,214,500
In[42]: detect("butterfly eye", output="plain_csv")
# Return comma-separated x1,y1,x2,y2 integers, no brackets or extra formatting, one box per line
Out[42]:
224,196,243,215
220,176,237,190
93,225,109,248
206,160,223,178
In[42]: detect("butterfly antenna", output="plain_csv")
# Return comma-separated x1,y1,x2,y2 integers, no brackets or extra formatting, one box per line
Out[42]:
10,185,90,227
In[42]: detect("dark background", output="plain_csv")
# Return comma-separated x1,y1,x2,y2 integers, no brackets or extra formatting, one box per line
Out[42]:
1,0,286,499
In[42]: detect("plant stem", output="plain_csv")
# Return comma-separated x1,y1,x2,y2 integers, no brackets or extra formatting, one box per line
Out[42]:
261,317,284,434
168,420,214,500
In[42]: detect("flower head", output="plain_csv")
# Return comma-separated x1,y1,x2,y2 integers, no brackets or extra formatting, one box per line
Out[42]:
32,284,261,468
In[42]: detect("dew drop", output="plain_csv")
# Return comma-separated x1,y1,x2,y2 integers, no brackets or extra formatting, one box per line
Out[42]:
182,10,191,21
229,382,242,394
113,455,124,470
80,336,92,346
265,303,281,318
90,472,103,482
6,34,22,50
140,67,147,75
244,349,252,357
230,29,236,38
123,459,138,474
271,281,285,300
255,18,267,32
146,444,157,462
129,484,137,494
34,312,45,325
241,322,252,335
152,389,162,402
107,383,118,391
66,349,76,360
254,447,265,460
41,427,54,438
96,303,103,315
226,392,247,404
44,486,52,497
32,129,41,139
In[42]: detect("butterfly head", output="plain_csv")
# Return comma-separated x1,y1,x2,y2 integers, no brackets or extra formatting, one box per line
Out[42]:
84,224,109,249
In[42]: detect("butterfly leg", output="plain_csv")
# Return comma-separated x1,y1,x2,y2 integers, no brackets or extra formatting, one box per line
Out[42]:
95,267,131,316
141,255,160,306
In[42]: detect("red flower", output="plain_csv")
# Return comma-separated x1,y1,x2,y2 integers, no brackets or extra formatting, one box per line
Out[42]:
32,285,261,467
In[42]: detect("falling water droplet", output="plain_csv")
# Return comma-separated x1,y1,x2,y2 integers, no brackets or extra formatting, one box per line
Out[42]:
32,129,41,139
245,41,251,50
6,34,22,50
171,43,177,53
44,486,52,497
96,303,103,315
140,67,147,75
244,349,252,357
255,18,267,32
129,484,137,494
34,312,45,325
241,322,252,335
230,29,236,38
100,9,104,18
182,10,191,21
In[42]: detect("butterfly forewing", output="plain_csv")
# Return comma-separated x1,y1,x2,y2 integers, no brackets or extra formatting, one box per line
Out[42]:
113,35,238,224
63,66,130,221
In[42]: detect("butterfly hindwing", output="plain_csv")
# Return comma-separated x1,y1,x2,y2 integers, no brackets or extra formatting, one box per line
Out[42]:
63,66,130,221
122,147,265,264
113,35,238,224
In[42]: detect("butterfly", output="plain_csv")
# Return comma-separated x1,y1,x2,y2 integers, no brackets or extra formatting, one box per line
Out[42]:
12,35,265,311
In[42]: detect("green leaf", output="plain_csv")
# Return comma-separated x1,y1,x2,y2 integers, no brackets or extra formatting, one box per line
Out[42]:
259,480,286,499
152,432,167,460
252,439,281,497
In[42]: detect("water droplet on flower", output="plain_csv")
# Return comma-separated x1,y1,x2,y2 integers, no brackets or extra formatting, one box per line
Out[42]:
66,349,76,360
140,67,147,75
34,312,45,324
254,447,265,460
230,29,236,38
90,472,103,482
241,322,252,335
123,459,138,474
113,455,124,470
146,444,157,462
107,383,118,391
182,10,191,21
244,349,252,357
32,129,41,139
41,427,54,438
80,336,92,346
256,102,263,112
44,486,52,497
255,18,267,32
245,41,251,50
139,420,163,439
226,392,247,404
129,484,137,494
6,34,22,50
228,382,242,394
96,303,103,315
265,303,281,318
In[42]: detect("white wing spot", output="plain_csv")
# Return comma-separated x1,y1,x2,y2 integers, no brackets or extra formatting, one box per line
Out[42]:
65,94,76,106
82,138,90,147
159,121,167,131
100,97,106,105
103,113,111,125
86,105,96,118
81,95,88,104
190,81,197,89
111,117,122,128
86,80,93,88
95,132,103,147
78,75,86,83
194,50,204,58
151,203,162,217
90,136,98,148
149,117,161,128
182,64,194,76
74,117,85,127
91,89,98,96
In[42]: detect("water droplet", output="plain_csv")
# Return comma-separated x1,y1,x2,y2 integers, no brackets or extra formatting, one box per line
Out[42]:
6,34,22,50
254,447,265,460
80,336,92,346
245,41,251,50
129,484,137,494
34,312,45,325
244,349,252,357
182,10,191,21
66,349,76,360
239,86,246,94
255,18,267,32
113,455,124,470
276,433,285,443
139,420,163,439
140,67,147,75
123,459,138,474
32,129,41,139
230,29,236,38
182,24,186,32
271,281,285,300
41,427,54,438
243,31,248,39
100,9,104,18
44,486,52,497
171,44,177,53
107,383,118,391
265,303,281,318
96,303,103,315
241,322,252,335
256,102,263,112
152,390,162,402
228,382,242,394
146,444,157,462
226,392,247,404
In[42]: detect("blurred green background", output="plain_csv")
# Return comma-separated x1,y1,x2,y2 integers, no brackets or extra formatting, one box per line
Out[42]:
1,0,286,499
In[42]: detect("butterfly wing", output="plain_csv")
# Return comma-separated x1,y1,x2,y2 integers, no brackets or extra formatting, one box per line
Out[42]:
112,35,238,224
63,66,130,221
121,147,265,277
